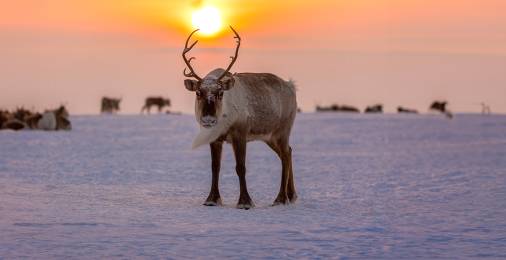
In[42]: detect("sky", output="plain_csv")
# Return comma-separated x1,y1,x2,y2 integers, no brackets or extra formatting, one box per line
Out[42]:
1,0,505,114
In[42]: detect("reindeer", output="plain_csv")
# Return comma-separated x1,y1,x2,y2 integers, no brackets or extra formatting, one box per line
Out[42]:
37,105,72,131
397,106,418,114
182,27,298,209
365,104,383,114
141,97,171,114
430,101,453,119
0,110,15,130
1,108,31,131
101,97,121,114
480,103,491,115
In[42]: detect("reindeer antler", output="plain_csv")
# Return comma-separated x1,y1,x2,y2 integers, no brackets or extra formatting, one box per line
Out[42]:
217,26,241,81
182,29,203,81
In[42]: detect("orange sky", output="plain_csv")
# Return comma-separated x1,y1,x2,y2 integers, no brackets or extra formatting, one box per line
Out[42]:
1,0,505,114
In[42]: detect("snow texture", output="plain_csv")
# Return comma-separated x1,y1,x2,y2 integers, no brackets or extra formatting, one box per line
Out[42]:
1,113,506,259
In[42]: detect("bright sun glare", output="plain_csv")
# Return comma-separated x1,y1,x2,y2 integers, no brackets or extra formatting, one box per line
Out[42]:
192,6,223,36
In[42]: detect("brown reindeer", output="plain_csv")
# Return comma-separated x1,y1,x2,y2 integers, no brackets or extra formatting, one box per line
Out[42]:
141,97,171,114
1,108,31,130
101,97,121,114
183,27,298,209
430,101,453,119
397,106,418,114
37,105,72,131
0,110,12,129
365,104,383,114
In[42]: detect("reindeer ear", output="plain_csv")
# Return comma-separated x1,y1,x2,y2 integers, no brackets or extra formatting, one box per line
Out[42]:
220,76,235,91
184,79,199,91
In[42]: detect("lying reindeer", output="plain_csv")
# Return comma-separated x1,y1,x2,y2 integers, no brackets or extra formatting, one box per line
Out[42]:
183,27,298,209
37,105,72,131
0,106,70,131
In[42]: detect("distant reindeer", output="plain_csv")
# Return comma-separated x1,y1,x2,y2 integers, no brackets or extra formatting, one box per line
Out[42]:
480,103,491,115
365,104,383,113
183,27,298,209
430,101,452,118
316,104,359,113
101,97,121,114
0,110,19,130
0,106,71,131
1,107,32,130
0,110,7,128
141,97,171,114
37,105,72,131
25,112,43,129
12,107,33,121
397,106,418,114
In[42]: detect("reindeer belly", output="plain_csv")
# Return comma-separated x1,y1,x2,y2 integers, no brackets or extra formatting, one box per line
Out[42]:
247,133,273,142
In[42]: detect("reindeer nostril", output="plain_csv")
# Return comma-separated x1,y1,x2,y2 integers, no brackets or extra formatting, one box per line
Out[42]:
201,116,218,127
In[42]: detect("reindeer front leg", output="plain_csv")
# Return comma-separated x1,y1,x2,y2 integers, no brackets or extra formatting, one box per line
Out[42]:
232,133,254,209
204,141,223,206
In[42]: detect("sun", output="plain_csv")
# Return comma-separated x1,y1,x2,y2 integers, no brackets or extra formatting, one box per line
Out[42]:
191,6,223,36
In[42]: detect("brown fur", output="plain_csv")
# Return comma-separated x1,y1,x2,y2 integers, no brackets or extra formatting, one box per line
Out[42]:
141,97,171,114
101,97,121,114
430,101,453,119
183,28,297,209
187,70,297,209
0,106,71,131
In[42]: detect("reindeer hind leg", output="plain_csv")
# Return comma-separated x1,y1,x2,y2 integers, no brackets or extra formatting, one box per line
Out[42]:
269,137,292,206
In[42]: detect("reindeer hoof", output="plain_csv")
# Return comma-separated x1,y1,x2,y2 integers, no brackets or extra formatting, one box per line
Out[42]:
288,193,298,203
272,194,290,206
237,203,254,210
203,197,222,206
237,196,254,210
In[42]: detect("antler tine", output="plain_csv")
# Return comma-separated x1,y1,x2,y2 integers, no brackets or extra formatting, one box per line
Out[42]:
182,29,203,81
183,68,194,77
217,26,241,81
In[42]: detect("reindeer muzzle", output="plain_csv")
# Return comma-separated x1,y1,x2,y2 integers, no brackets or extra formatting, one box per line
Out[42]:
200,116,217,128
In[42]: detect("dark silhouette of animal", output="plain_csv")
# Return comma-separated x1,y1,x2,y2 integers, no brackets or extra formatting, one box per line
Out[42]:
25,113,43,129
12,107,33,121
0,110,25,130
365,104,383,113
141,97,171,114
480,103,491,115
101,97,121,114
430,101,452,118
38,105,71,131
397,106,418,114
1,108,32,130
316,104,359,113
183,26,297,209
0,110,7,128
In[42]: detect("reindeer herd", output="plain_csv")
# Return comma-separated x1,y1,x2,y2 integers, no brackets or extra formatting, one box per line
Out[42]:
0,106,71,131
1,95,174,132
316,101,457,118
100,96,173,114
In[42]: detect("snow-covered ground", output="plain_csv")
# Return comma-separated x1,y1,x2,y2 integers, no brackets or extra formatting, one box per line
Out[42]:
1,113,505,259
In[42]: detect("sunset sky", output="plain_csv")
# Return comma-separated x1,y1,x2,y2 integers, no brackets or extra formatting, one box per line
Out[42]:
1,0,505,114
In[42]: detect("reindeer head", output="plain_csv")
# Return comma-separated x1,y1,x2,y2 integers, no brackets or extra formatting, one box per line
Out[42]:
182,26,240,128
